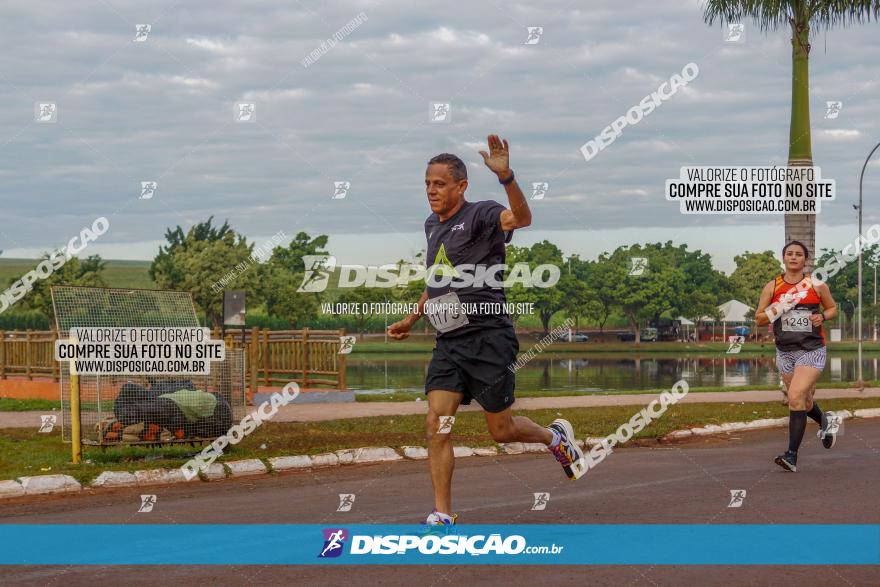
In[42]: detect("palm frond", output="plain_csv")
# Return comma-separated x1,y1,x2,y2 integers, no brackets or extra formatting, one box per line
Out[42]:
703,0,795,30
704,0,880,31
808,0,880,32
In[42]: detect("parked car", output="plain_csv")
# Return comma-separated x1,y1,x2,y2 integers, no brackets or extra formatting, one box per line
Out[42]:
617,332,636,342
640,327,658,342
567,332,589,342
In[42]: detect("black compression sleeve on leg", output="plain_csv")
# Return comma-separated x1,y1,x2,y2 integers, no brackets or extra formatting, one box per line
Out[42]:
788,410,808,453
806,403,823,424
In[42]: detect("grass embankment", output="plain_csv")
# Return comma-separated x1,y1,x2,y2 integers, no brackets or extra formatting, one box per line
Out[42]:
1,380,874,411
354,381,878,402
352,340,880,354
2,397,879,485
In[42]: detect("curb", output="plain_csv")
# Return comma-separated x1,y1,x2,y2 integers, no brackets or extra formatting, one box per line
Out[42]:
3,410,877,499
662,410,855,440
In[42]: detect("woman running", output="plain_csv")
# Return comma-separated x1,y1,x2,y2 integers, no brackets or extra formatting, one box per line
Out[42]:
755,240,839,472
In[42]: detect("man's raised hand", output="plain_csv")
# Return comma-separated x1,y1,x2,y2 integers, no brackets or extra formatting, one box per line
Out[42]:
478,134,511,179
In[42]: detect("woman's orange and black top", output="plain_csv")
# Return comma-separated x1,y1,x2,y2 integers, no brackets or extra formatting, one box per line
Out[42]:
770,273,825,351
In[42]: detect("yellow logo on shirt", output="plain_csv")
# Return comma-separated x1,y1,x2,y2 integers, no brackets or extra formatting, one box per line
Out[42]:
431,243,458,276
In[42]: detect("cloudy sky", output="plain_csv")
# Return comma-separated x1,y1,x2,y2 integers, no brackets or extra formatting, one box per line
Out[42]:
1,0,878,273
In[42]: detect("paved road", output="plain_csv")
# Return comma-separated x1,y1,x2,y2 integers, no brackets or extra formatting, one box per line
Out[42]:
1,420,878,585
2,386,878,428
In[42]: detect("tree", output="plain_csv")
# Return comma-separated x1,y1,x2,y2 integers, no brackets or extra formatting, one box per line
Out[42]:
578,256,619,332
11,254,107,320
729,251,781,305
505,241,566,334
815,244,880,327
558,255,605,332
271,232,330,274
558,276,604,334
255,263,321,327
149,217,234,287
604,245,684,343
646,241,726,325
336,287,387,340
704,1,880,267
150,220,256,326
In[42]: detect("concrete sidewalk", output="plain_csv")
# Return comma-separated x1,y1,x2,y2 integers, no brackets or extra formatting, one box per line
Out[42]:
1,387,877,428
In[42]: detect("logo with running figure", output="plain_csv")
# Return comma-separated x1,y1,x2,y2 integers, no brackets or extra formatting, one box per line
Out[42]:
823,412,844,437
318,528,348,558
437,416,455,434
138,494,157,513
524,27,543,45
337,493,356,512
332,181,350,199
726,335,745,354
338,336,356,355
298,255,337,292
430,102,451,123
629,257,648,276
38,415,57,433
531,492,550,510
725,23,746,43
728,489,746,508
531,182,549,200
824,101,843,120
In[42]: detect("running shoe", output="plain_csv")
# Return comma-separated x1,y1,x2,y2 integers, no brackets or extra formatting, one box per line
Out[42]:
424,509,457,526
774,450,797,472
547,419,586,480
422,509,457,535
817,411,837,449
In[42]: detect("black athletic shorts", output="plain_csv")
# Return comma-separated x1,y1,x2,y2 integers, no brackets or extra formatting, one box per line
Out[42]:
425,326,519,413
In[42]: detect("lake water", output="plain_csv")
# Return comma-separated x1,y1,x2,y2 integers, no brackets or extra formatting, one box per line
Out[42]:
347,353,880,394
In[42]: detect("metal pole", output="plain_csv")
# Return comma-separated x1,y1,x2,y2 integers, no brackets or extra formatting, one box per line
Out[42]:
857,142,880,388
858,196,864,388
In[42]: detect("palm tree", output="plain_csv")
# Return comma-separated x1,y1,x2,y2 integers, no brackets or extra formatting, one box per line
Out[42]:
704,1,880,269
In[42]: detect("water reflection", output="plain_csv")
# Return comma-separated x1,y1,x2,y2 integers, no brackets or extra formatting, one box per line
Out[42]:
346,353,880,394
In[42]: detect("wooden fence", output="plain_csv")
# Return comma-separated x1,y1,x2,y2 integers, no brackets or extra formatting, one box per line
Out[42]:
0,328,348,391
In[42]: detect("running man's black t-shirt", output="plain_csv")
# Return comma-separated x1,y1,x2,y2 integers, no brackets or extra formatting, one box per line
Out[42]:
424,199,514,337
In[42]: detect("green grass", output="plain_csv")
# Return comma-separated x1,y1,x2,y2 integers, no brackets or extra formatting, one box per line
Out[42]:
0,398,59,412
1,397,879,484
371,381,880,402
0,258,155,289
353,381,880,402
352,340,880,355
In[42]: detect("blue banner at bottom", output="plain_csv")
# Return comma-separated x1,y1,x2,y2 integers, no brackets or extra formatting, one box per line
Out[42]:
0,525,878,565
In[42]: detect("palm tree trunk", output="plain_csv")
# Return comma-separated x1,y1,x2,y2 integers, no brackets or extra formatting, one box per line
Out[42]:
785,8,815,270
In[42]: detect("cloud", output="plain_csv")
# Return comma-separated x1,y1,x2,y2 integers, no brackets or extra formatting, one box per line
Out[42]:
0,0,877,266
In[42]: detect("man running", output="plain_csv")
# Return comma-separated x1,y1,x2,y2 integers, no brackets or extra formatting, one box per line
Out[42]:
755,240,839,472
387,134,585,526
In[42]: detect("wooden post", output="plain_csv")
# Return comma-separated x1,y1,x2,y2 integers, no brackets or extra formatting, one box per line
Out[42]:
302,327,310,389
249,327,258,398
338,328,347,390
262,328,270,386
51,329,59,382
25,330,32,380
0,330,5,380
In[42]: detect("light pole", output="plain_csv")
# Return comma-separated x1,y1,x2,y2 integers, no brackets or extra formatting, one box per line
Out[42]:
857,141,880,389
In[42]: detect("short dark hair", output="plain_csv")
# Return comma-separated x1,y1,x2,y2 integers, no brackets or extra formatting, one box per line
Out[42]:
782,240,810,260
428,153,467,182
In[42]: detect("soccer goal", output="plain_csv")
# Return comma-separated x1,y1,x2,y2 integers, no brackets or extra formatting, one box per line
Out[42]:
51,286,246,463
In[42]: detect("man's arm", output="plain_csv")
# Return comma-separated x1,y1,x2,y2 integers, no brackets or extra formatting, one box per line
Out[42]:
387,288,428,340
478,134,531,231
